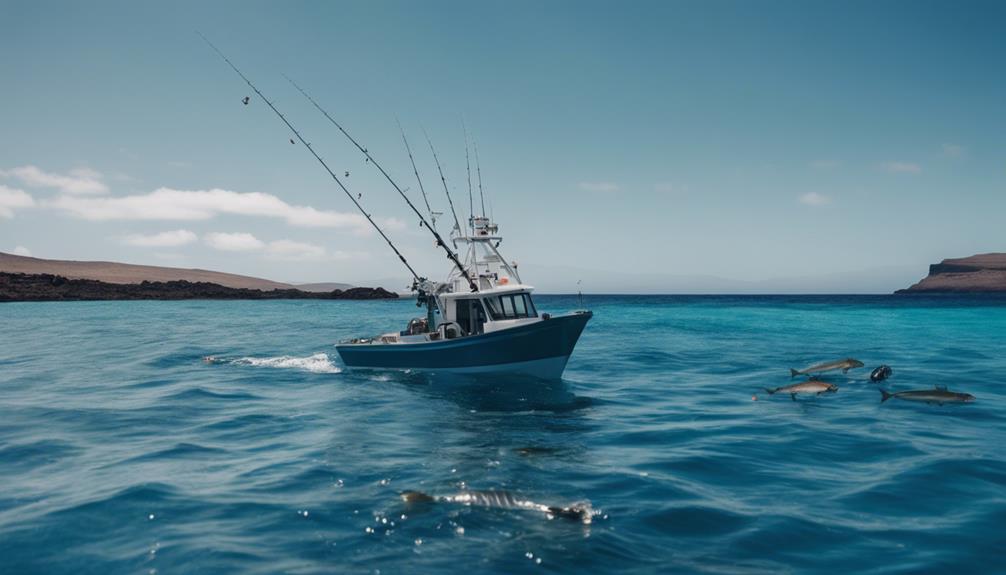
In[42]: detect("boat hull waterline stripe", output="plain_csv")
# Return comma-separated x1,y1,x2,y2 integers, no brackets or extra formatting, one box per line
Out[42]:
346,355,573,379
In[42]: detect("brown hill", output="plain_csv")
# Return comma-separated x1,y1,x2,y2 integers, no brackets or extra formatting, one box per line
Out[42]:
0,252,294,290
896,253,1006,293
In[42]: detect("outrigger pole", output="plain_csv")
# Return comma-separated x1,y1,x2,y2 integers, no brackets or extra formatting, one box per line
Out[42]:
284,76,478,293
474,140,486,218
196,32,423,285
423,127,464,239
396,118,435,227
463,119,474,234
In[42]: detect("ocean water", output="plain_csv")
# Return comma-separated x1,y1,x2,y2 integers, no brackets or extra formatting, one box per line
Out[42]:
1,295,1004,574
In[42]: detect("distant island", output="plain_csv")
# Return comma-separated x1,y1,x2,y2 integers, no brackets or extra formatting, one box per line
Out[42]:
0,252,395,302
896,253,1006,294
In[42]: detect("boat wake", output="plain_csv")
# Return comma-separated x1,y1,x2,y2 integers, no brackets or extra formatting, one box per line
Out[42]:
206,353,342,374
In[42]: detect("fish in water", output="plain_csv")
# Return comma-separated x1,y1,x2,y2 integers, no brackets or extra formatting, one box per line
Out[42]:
790,358,864,378
879,386,975,405
400,490,595,524
870,365,893,382
764,380,838,401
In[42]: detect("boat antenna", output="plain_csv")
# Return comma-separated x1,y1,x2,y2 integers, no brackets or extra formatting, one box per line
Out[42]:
474,139,486,218
463,119,474,233
284,75,478,292
423,127,463,237
196,32,422,284
396,118,435,227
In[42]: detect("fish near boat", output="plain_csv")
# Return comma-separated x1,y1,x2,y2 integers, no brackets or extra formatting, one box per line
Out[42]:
401,490,595,523
764,380,838,400
201,37,591,379
870,365,893,382
790,358,864,378
879,386,975,405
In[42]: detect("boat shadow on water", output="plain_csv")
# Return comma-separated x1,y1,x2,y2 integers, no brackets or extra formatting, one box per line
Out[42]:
355,368,597,414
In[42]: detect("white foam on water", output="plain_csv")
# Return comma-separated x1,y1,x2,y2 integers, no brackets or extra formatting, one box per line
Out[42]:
230,353,342,374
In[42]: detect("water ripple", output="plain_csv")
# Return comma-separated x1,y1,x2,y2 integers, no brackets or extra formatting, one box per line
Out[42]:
0,296,1003,573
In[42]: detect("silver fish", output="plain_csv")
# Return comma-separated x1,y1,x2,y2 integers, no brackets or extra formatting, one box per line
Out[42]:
765,380,838,401
401,490,595,523
790,358,864,378
879,386,975,405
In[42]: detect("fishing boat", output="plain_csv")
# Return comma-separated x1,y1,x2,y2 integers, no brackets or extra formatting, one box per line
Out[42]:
201,35,591,378
335,215,592,378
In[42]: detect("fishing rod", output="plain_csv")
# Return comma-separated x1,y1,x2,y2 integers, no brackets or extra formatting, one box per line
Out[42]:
396,118,436,227
196,32,422,284
474,140,486,218
463,119,474,233
284,76,478,292
423,127,464,238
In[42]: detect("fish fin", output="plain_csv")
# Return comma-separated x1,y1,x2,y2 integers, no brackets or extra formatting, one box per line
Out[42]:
764,387,776,395
842,368,849,373
790,368,799,378
790,393,797,402
879,389,893,403
935,384,948,391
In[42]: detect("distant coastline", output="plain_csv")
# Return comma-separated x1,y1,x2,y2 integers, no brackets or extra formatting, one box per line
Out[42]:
0,251,394,301
0,272,397,302
896,253,1006,294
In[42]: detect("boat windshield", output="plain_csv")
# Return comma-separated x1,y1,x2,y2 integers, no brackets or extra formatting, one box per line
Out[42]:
484,293,537,320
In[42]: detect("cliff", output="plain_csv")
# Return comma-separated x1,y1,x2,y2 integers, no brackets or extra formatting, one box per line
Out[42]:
895,253,1006,294
0,273,397,302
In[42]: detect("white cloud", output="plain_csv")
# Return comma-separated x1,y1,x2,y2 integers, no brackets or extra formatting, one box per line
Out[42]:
0,185,35,218
880,161,921,173
204,232,330,261
0,165,108,195
798,192,831,206
122,229,198,248
380,217,407,231
265,239,327,261
11,245,32,257
810,160,841,169
942,143,965,158
577,181,620,193
44,187,371,232
204,232,265,252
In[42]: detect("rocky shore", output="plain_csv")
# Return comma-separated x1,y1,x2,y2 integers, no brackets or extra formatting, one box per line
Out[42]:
896,253,1006,294
0,272,398,302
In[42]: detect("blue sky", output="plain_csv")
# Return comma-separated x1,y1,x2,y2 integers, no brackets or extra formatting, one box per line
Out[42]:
1,0,1003,292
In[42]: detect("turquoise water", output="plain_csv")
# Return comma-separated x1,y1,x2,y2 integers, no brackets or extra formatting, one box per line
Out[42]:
1,295,1004,574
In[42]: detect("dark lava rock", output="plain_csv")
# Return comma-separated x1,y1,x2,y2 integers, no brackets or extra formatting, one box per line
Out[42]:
0,273,398,302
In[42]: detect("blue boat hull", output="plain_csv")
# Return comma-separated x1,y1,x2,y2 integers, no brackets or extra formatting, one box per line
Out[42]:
335,311,592,379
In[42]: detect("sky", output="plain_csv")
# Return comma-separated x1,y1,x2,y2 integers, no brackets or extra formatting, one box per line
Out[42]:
1,0,1003,293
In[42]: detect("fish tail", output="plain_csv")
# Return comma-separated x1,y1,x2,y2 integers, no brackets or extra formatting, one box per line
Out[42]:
764,387,776,395
879,389,893,403
790,368,799,378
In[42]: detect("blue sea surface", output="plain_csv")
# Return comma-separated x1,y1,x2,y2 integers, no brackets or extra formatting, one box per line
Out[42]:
1,295,1004,574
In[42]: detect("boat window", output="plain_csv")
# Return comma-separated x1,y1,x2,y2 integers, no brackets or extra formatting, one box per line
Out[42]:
525,294,538,317
483,293,538,320
501,295,516,317
484,296,502,318
513,294,527,316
